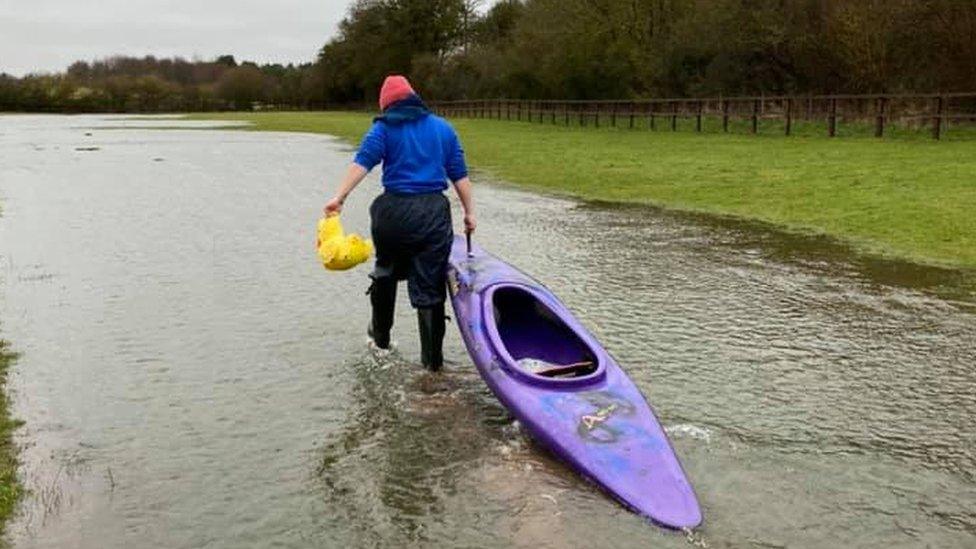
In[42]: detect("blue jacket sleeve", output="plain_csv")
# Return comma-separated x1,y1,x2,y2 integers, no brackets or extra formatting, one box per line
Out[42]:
353,122,385,170
444,127,468,183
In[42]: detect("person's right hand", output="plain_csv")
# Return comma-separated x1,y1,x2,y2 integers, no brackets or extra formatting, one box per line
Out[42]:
464,212,477,234
323,196,343,217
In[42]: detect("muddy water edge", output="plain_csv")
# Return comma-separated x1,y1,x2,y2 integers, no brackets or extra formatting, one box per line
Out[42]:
0,115,974,548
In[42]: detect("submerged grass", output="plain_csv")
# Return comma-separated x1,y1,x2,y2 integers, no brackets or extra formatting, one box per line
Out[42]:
187,111,976,271
0,339,21,535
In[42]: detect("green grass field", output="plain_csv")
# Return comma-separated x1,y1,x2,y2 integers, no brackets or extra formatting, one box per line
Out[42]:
0,340,21,534
189,111,976,270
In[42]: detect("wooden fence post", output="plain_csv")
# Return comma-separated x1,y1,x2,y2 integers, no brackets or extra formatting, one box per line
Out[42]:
565,102,569,126
629,102,635,129
611,103,617,127
649,102,656,130
751,99,759,134
696,100,703,132
875,96,886,138
785,97,793,136
828,98,837,137
671,102,678,131
580,103,585,127
595,105,600,128
933,96,944,140
722,100,729,132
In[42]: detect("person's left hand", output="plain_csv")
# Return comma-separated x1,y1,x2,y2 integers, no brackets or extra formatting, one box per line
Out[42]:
323,196,343,216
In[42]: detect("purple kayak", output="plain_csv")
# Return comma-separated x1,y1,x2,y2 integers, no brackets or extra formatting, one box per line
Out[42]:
447,236,702,529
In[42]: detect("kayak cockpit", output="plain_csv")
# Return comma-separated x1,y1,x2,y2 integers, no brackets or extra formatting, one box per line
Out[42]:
484,285,605,385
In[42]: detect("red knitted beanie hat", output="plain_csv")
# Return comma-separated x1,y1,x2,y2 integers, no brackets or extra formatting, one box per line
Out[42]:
379,75,416,110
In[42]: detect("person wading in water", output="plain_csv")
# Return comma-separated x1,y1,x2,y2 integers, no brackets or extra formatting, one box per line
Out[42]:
324,75,475,370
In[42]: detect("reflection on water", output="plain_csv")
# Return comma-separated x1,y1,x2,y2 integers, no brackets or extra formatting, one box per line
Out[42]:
582,200,976,303
0,115,974,548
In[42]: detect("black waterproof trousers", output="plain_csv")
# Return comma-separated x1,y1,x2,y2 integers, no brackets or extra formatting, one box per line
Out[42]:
367,191,452,369
369,191,453,307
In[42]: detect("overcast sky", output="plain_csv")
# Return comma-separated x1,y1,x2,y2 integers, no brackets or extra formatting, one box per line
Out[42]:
0,0,355,76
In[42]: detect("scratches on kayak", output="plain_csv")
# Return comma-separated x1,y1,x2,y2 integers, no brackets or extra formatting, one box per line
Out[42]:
573,390,637,444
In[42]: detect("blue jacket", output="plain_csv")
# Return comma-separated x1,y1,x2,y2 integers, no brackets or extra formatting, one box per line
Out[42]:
353,100,468,194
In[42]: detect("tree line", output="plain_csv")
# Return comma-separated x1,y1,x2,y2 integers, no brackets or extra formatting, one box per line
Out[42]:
324,0,976,101
2,0,975,112
0,55,322,112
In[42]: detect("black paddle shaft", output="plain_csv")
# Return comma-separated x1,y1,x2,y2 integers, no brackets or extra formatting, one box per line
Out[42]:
466,231,473,258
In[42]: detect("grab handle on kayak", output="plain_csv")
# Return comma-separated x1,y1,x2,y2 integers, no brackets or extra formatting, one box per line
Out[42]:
456,268,472,290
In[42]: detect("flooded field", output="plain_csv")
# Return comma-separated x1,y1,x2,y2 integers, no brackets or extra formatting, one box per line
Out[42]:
0,115,974,548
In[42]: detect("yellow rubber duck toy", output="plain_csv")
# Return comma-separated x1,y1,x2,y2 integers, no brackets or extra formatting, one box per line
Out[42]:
316,214,373,271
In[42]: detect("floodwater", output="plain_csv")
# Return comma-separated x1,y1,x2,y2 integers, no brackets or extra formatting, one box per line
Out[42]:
1,114,974,548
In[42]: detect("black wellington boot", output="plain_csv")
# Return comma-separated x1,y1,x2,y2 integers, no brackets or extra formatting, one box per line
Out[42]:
367,276,397,349
417,303,446,371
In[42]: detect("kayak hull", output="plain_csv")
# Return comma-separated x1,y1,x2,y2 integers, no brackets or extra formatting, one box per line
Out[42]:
447,236,702,529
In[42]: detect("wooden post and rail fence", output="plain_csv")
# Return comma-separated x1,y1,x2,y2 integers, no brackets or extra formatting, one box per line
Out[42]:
428,93,976,140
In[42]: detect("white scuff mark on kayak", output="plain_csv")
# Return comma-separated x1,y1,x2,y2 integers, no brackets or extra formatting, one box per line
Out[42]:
540,493,557,505
665,424,712,444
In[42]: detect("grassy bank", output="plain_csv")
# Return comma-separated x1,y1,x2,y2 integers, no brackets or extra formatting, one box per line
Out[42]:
188,111,976,270
0,340,20,534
